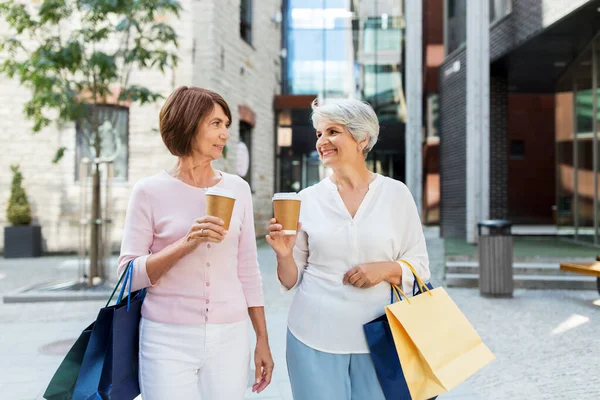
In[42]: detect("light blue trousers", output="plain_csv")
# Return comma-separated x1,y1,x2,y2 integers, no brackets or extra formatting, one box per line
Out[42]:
286,329,386,400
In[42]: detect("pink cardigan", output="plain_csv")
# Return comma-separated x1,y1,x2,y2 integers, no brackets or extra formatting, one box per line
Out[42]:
117,170,264,325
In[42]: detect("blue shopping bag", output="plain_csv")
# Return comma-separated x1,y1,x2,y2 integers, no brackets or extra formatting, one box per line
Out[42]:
72,261,146,400
363,277,437,400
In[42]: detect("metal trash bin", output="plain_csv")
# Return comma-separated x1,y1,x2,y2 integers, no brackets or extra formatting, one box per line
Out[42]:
477,220,513,298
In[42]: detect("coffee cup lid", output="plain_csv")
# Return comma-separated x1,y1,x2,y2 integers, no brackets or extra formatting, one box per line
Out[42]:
206,187,236,200
272,192,300,201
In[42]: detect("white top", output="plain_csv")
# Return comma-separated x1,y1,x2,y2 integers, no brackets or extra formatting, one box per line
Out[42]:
285,174,431,354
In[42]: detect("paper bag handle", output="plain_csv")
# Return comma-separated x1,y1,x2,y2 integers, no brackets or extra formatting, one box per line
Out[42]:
391,284,411,304
397,259,433,297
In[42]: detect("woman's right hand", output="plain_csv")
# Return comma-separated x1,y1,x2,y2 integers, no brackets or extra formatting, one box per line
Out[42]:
265,218,301,258
183,216,227,251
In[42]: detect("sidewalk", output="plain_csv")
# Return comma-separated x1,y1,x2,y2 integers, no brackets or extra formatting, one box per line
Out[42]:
1,228,599,399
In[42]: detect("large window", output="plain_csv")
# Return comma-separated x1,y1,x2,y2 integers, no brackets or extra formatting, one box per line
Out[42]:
555,36,600,245
75,105,129,181
285,0,356,97
284,0,404,105
240,0,253,44
278,0,406,190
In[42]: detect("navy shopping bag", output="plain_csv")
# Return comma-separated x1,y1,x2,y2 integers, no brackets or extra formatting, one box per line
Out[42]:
44,262,134,400
363,277,437,400
72,261,146,400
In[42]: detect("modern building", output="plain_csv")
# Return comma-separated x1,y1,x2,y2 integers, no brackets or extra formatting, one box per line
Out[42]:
275,0,407,193
0,0,283,253
422,0,444,225
439,0,600,244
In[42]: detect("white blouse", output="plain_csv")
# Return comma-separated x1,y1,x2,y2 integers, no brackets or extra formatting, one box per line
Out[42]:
285,174,431,354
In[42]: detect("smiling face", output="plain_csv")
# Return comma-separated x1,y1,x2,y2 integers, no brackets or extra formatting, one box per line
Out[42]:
315,119,366,168
193,103,231,161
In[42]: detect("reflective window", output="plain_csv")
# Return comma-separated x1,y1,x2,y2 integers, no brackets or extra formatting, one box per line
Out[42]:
284,0,404,107
75,105,129,181
446,0,466,54
555,39,600,244
280,0,406,188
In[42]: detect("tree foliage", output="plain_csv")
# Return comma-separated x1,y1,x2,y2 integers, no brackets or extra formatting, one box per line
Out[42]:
0,0,181,162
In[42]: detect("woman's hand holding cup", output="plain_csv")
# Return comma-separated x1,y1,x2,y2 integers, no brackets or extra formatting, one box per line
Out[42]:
184,216,227,250
267,192,302,258
266,218,301,259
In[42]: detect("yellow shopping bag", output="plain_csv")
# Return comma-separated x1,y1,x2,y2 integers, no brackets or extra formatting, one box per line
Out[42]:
385,260,495,400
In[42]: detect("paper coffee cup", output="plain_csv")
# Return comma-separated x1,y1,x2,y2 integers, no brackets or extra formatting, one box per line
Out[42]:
205,187,236,230
272,193,301,235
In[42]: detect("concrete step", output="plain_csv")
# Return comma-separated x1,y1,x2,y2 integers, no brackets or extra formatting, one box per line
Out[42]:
446,261,577,276
446,272,597,290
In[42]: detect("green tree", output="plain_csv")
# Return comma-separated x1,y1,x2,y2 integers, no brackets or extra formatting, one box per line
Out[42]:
0,0,181,285
6,165,32,226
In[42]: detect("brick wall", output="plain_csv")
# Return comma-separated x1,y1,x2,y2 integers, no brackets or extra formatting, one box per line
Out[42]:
490,74,509,220
0,0,281,252
439,50,467,238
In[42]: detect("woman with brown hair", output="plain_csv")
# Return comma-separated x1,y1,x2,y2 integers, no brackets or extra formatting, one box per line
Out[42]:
117,86,273,399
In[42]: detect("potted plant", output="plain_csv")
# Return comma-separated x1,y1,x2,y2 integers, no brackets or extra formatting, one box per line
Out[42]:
4,165,42,258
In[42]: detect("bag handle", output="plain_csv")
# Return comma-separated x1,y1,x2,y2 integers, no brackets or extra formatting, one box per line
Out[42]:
118,262,135,311
397,259,433,297
391,284,412,304
105,260,134,308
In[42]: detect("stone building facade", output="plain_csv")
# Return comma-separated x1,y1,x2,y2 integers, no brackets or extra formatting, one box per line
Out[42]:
0,0,282,252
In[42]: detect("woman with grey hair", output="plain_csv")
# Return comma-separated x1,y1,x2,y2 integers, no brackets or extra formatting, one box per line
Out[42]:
267,98,431,399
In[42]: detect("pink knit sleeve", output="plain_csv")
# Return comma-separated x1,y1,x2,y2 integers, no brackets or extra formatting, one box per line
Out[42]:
117,181,154,292
236,182,264,307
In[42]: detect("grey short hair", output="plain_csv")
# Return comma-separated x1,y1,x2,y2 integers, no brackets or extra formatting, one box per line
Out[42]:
311,98,379,156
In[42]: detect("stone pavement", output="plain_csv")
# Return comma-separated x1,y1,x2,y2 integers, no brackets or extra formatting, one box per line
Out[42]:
0,228,599,399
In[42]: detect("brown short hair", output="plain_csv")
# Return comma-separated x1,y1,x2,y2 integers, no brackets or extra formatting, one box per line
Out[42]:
159,86,232,157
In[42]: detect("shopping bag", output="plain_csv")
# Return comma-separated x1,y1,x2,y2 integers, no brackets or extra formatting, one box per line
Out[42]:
72,261,146,400
385,260,495,399
43,262,134,400
364,273,436,400
42,323,94,400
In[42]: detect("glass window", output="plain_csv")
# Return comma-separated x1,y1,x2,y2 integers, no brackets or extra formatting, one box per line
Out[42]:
239,122,253,188
427,94,439,137
240,0,252,44
446,0,466,54
281,0,406,183
556,44,596,242
288,29,324,94
75,105,129,181
490,0,511,23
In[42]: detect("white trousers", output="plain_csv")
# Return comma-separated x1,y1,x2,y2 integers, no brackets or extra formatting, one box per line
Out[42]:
138,317,251,400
